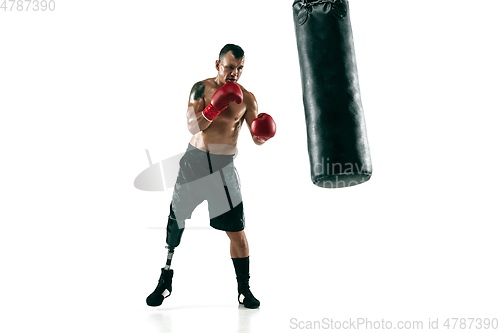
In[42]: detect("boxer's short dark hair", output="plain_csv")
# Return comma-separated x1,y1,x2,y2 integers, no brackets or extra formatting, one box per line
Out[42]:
219,44,244,61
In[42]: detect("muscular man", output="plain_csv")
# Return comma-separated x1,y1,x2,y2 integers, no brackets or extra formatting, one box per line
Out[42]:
146,44,276,309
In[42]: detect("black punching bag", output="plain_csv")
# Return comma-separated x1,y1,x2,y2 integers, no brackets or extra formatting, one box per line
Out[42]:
293,0,372,188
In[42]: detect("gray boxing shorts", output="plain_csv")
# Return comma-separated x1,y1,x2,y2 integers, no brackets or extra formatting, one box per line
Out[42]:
169,143,244,232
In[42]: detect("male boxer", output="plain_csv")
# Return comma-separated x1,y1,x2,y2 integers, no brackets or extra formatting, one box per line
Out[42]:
146,44,276,309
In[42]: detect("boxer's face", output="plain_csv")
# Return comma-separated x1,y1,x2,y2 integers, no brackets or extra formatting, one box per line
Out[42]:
216,51,244,84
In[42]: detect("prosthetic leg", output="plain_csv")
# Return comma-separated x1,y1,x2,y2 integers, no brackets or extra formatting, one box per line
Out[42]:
146,217,185,306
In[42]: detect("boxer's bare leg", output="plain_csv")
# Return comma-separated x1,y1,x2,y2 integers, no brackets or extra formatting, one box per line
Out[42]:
226,230,249,258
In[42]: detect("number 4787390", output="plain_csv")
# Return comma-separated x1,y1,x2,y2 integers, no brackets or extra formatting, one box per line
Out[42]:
1,0,56,11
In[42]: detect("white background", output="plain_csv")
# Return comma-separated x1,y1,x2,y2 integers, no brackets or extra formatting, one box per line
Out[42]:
1,0,499,332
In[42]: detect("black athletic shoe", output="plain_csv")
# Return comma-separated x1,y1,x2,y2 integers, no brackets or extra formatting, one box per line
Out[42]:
238,285,260,309
232,257,260,309
146,268,173,306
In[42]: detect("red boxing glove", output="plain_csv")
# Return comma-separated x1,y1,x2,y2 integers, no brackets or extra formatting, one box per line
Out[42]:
202,82,243,122
251,113,276,143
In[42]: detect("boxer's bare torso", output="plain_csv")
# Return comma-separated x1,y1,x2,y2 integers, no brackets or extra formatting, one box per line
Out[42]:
186,52,262,155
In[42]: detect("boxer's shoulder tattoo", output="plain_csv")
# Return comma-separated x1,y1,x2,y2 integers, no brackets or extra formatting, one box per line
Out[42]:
190,81,205,102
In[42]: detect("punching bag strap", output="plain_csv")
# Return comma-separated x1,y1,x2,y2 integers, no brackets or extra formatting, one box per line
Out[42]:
294,0,347,25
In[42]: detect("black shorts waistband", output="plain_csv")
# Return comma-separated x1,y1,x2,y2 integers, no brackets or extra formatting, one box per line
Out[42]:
185,143,235,173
